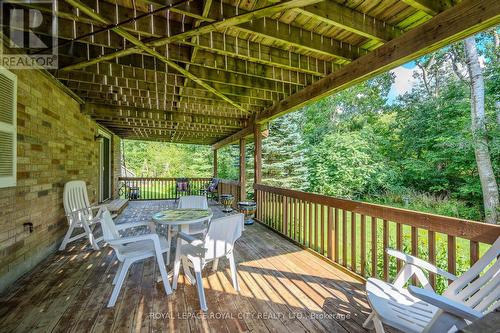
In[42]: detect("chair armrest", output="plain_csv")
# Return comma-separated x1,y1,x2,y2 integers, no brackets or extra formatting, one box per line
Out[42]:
178,232,204,246
108,233,159,246
387,249,458,281
408,286,482,322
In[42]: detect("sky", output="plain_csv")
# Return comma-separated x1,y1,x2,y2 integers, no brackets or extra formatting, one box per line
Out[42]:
387,62,419,104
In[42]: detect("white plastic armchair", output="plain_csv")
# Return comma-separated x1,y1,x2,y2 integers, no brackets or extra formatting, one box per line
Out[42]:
100,209,173,307
165,195,210,265
172,213,244,311
60,180,107,250
364,237,500,333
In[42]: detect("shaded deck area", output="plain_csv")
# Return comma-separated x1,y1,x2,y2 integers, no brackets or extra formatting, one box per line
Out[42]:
0,201,372,333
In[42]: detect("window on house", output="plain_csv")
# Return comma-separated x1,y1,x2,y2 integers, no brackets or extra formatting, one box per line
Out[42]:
0,67,17,188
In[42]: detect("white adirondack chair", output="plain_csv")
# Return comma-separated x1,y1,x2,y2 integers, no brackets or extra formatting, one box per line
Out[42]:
172,213,244,311
364,237,500,333
100,208,173,307
60,180,107,250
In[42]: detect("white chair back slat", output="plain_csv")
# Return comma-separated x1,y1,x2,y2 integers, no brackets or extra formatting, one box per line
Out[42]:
63,180,93,224
101,209,120,243
444,237,500,315
462,259,500,308
476,280,500,312
203,214,244,261
177,196,208,209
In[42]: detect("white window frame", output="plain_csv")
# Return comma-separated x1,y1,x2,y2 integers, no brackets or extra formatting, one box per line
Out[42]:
0,66,17,188
98,128,112,202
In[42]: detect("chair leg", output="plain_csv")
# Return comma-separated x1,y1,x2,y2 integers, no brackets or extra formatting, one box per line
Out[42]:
59,222,76,250
363,312,375,329
113,262,124,285
166,226,172,266
108,260,131,307
193,260,208,312
81,221,100,250
155,249,173,295
172,237,182,290
372,314,385,333
212,258,219,272
227,253,240,291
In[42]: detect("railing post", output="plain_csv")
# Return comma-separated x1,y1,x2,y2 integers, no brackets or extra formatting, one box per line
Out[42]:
213,149,218,178
282,196,288,235
253,125,262,188
239,138,246,201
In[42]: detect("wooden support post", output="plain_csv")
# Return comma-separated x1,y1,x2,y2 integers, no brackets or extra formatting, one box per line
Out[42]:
239,138,246,201
213,149,218,178
253,124,262,188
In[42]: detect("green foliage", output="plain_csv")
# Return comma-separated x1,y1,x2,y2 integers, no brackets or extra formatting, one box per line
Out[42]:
307,129,394,198
123,141,212,178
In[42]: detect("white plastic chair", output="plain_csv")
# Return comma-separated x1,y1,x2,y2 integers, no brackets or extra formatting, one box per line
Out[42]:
172,213,244,311
101,209,173,307
364,237,500,333
165,195,210,265
60,180,107,250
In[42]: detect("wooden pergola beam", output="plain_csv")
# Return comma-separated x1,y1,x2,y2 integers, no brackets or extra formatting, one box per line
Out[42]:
401,0,456,16
205,2,362,62
61,0,325,71
300,0,402,42
83,103,248,129
212,0,500,149
181,0,213,101
65,0,248,113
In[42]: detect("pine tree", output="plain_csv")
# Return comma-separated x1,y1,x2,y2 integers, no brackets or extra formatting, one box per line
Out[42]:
262,112,308,190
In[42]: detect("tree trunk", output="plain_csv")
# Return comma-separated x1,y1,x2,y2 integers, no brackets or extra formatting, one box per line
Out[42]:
464,37,499,224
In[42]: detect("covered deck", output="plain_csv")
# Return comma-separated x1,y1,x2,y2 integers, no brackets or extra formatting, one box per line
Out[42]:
0,0,500,332
0,201,371,333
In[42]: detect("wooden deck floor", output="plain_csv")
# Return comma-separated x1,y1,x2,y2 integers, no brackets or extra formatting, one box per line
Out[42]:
0,201,373,333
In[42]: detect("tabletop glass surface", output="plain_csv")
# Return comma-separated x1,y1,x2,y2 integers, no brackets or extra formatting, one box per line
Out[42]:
152,208,212,223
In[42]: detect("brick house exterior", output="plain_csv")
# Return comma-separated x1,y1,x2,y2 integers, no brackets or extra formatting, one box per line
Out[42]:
0,68,121,292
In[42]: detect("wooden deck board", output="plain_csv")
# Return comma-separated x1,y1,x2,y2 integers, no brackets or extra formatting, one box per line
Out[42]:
0,201,373,333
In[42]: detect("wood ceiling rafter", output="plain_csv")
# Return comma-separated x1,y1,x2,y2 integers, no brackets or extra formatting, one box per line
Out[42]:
58,68,281,103
179,0,214,103
25,3,330,78
84,103,247,127
60,0,326,71
65,0,248,113
401,0,456,16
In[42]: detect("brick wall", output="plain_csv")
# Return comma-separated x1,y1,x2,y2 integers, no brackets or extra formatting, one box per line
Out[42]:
0,69,120,293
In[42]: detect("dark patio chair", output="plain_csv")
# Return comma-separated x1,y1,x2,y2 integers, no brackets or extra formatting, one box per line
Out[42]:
175,178,190,201
205,177,219,201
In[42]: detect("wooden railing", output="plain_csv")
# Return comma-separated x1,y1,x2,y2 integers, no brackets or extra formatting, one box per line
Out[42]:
118,177,211,200
254,183,500,289
118,177,241,205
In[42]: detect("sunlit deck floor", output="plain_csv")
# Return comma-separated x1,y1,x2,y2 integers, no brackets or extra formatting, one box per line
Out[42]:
0,201,374,333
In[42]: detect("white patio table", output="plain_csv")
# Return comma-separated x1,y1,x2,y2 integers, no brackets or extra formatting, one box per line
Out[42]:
152,208,213,284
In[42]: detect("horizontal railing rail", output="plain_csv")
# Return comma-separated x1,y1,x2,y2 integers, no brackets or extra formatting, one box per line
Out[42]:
254,183,500,290
118,177,241,206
